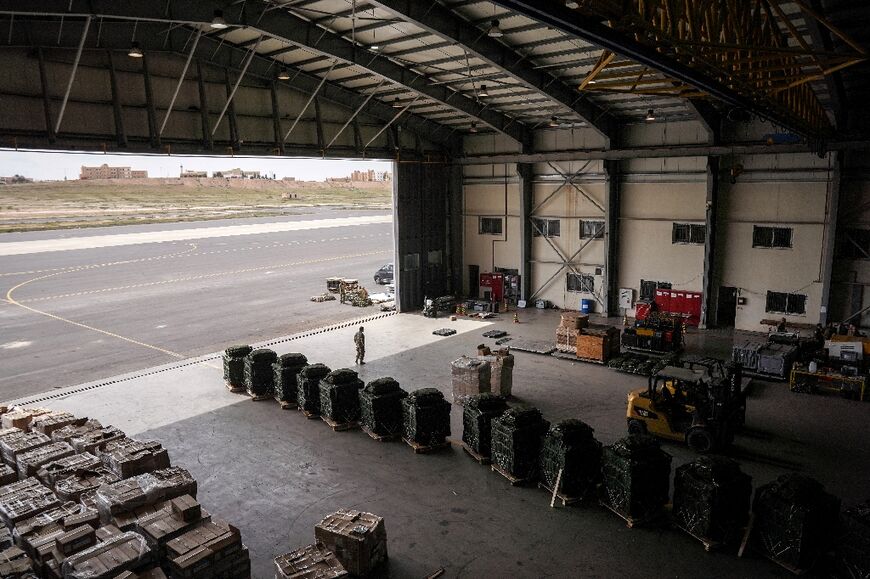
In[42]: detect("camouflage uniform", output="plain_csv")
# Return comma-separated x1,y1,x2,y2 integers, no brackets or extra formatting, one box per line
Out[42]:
354,328,366,364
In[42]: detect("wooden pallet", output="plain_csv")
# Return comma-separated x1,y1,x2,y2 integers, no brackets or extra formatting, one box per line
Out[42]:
361,426,399,442
673,522,723,552
490,463,534,486
321,416,359,432
538,482,584,506
402,437,449,454
225,382,245,393
599,500,667,528
247,391,272,402
756,550,810,576
300,409,320,420
277,400,297,410
460,443,491,465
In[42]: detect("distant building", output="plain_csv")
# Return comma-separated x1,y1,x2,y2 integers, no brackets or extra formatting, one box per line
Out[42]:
215,168,260,179
0,175,33,184
181,170,208,178
282,176,296,182
350,169,392,182
80,164,148,179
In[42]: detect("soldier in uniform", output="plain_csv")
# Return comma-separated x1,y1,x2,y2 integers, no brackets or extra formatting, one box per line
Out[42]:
354,326,366,365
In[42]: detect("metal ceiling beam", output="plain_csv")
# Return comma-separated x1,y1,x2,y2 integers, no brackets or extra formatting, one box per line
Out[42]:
488,0,824,140
367,0,611,143
0,0,525,143
804,0,847,129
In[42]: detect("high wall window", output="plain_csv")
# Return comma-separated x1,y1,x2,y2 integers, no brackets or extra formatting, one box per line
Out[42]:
567,272,594,293
403,253,420,270
580,219,605,239
672,223,706,245
839,228,870,259
479,217,503,235
766,291,807,315
532,218,560,238
753,226,793,248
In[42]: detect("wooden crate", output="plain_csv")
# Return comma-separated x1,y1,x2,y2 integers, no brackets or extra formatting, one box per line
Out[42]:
576,326,621,362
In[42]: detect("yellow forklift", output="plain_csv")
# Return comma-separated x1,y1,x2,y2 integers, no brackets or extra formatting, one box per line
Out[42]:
626,363,745,453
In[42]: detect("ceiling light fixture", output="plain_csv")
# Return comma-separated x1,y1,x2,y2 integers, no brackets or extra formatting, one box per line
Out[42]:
565,1,580,8
127,41,143,58
278,67,290,80
369,44,380,51
548,116,560,128
479,85,489,98
469,122,478,133
392,97,403,108
210,9,228,29
487,19,504,38
645,109,656,122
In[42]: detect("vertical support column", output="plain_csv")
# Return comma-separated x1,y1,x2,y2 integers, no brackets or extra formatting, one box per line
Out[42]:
106,51,127,148
352,118,363,155
196,60,213,151
700,157,720,329
36,47,56,144
448,137,464,297
603,160,620,316
517,163,534,302
820,151,842,326
270,80,283,154
141,53,160,149
313,97,325,154
223,68,240,151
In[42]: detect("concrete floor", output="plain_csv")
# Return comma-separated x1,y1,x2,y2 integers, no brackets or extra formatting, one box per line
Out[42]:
6,310,869,578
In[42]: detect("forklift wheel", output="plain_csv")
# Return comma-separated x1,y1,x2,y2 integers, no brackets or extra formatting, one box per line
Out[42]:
686,428,715,453
627,419,647,436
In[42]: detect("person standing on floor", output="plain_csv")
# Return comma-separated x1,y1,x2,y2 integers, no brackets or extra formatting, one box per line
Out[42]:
354,326,366,365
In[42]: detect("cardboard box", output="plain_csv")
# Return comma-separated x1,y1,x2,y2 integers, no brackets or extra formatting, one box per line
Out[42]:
275,543,348,578
1,408,51,432
17,441,75,478
99,439,170,479
314,509,387,577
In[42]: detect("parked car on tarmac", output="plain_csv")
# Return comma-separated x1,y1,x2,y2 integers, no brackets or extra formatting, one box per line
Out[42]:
374,263,394,285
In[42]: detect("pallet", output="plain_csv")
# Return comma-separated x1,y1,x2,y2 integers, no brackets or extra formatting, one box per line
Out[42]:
361,426,399,442
551,351,607,365
460,443,491,465
225,382,245,393
599,500,666,528
299,409,320,420
756,550,810,576
490,463,534,486
402,437,449,454
674,522,723,552
247,391,273,402
538,482,583,506
277,400,298,410
321,416,359,432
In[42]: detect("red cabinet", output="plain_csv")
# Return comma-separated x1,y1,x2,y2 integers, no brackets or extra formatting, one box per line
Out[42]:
653,289,702,326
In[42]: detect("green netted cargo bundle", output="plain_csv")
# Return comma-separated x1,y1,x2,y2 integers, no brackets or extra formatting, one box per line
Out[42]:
401,388,451,446
538,419,602,498
359,378,408,436
319,369,365,424
461,393,508,458
601,434,672,521
672,456,751,543
751,473,840,571
273,353,308,406
830,502,870,578
297,364,332,416
223,345,252,388
244,348,278,398
490,405,549,480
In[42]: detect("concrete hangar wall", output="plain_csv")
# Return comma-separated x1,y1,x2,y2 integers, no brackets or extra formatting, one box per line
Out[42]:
460,120,845,333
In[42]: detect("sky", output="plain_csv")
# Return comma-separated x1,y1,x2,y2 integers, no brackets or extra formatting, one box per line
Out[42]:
0,149,393,181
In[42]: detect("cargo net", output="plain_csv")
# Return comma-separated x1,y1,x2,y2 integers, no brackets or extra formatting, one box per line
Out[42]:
402,389,451,446
830,501,870,578
223,344,252,387
297,364,332,415
490,405,549,480
244,348,278,397
273,353,308,405
601,434,672,520
461,393,508,458
672,456,751,543
319,369,365,424
359,378,408,436
751,473,841,570
538,419,602,498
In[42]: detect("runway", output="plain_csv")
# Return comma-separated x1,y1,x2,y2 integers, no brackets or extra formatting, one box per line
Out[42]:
0,208,394,401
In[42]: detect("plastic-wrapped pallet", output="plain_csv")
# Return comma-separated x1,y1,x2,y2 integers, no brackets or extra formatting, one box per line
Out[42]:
95,467,197,521
751,473,840,571
1,408,51,432
70,425,125,454
461,393,508,459
297,364,332,416
555,326,581,353
560,311,589,330
275,543,348,578
315,509,387,577
13,501,98,552
0,545,34,577
244,348,278,398
0,464,16,486
601,434,672,521
61,530,154,579
30,412,85,436
1,431,51,467
50,419,102,444
134,495,209,559
320,369,365,424
0,477,61,527
672,456,751,544
359,378,407,437
99,438,170,478
451,356,491,405
273,353,308,407
401,389,451,447
16,441,74,478
480,350,514,398
830,501,870,578
37,452,101,487
223,344,253,391
33,523,99,578
54,468,120,503
164,518,249,579
538,419,602,498
490,405,550,481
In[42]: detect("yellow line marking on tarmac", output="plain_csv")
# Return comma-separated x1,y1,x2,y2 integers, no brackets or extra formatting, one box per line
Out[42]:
18,250,390,303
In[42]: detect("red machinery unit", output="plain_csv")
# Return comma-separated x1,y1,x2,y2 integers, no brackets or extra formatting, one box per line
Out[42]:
635,301,654,321
654,289,702,326
479,273,505,302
